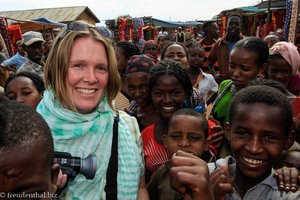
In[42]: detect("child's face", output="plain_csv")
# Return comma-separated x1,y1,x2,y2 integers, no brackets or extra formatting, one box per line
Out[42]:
116,47,127,74
226,103,293,180
276,151,300,171
127,72,150,107
144,43,157,57
188,47,204,69
267,59,292,88
229,48,264,90
151,74,187,119
164,115,208,157
0,143,59,198
164,44,189,69
5,76,43,109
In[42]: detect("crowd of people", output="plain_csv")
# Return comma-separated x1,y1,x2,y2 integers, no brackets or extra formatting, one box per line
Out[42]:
0,13,300,200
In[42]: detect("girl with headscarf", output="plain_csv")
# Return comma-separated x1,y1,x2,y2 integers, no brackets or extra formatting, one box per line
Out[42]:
268,41,300,117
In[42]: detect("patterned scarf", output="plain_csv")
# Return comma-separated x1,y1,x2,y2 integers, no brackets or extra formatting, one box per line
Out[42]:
37,89,142,199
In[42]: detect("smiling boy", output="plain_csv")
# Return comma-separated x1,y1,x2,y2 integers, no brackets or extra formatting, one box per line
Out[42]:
147,108,210,199
209,85,300,199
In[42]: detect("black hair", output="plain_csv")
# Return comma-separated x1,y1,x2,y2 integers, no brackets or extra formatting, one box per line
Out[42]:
169,108,209,137
160,42,189,60
115,41,140,59
0,100,54,170
227,13,242,21
4,71,45,94
233,36,269,66
160,35,171,42
250,79,288,95
148,59,193,101
0,93,8,103
202,21,217,34
229,85,293,135
142,40,158,54
268,54,286,65
188,44,205,53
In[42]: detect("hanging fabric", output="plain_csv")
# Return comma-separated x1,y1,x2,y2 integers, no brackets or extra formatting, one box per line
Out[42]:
0,17,14,57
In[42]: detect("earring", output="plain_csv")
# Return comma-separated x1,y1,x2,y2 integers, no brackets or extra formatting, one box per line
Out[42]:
257,73,264,80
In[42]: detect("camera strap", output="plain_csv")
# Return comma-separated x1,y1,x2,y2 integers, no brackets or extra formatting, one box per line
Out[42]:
105,111,119,200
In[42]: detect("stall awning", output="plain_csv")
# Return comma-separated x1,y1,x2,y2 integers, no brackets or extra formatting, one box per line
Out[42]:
145,18,202,28
221,5,285,15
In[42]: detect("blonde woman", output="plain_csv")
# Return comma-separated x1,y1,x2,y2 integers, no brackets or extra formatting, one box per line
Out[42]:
37,21,148,200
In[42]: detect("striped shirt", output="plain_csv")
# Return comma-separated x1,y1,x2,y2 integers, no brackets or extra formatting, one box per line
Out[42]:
200,40,219,74
141,124,169,173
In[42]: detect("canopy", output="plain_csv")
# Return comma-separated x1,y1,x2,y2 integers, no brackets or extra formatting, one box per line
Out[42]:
146,18,202,28
32,17,65,27
18,17,65,33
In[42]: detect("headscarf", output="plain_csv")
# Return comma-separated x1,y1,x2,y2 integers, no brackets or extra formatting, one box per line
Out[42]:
126,54,155,74
270,41,300,75
142,40,157,52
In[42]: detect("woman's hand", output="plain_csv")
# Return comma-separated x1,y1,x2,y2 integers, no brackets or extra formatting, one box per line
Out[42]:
169,150,214,200
274,166,300,192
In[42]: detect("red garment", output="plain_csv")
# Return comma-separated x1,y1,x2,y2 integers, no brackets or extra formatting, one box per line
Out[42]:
200,39,219,74
289,74,300,92
141,124,169,173
293,97,300,118
207,119,218,155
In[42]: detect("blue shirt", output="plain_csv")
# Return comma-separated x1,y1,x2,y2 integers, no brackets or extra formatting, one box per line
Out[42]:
1,52,27,70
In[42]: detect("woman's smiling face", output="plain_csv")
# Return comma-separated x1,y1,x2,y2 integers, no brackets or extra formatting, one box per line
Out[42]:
151,74,187,119
65,37,109,114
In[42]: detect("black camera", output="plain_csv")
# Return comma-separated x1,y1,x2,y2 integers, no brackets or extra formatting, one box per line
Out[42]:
53,151,97,182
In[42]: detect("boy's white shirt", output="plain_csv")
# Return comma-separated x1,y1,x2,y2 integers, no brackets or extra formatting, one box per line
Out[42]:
207,156,300,200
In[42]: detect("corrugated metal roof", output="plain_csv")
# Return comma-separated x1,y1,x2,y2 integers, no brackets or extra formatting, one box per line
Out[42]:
0,6,100,23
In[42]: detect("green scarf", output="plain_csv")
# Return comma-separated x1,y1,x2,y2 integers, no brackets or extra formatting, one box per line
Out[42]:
37,89,142,199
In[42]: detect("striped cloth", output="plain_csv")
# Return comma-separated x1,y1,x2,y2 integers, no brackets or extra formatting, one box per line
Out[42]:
200,39,219,74
284,0,293,40
37,89,144,200
288,0,299,43
141,124,169,173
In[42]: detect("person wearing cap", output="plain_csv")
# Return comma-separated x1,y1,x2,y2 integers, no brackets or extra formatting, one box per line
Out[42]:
17,31,45,80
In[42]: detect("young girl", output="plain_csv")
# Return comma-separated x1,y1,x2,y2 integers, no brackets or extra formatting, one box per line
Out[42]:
5,71,44,109
188,45,218,101
161,42,222,157
142,40,159,63
160,42,189,69
142,60,194,175
114,41,140,110
160,42,206,108
210,36,268,158
211,36,268,126
268,41,300,117
125,55,158,131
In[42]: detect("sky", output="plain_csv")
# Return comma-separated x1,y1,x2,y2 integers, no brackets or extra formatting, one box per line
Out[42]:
1,0,262,24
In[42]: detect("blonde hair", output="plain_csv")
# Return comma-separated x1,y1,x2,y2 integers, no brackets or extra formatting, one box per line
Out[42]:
44,25,120,112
